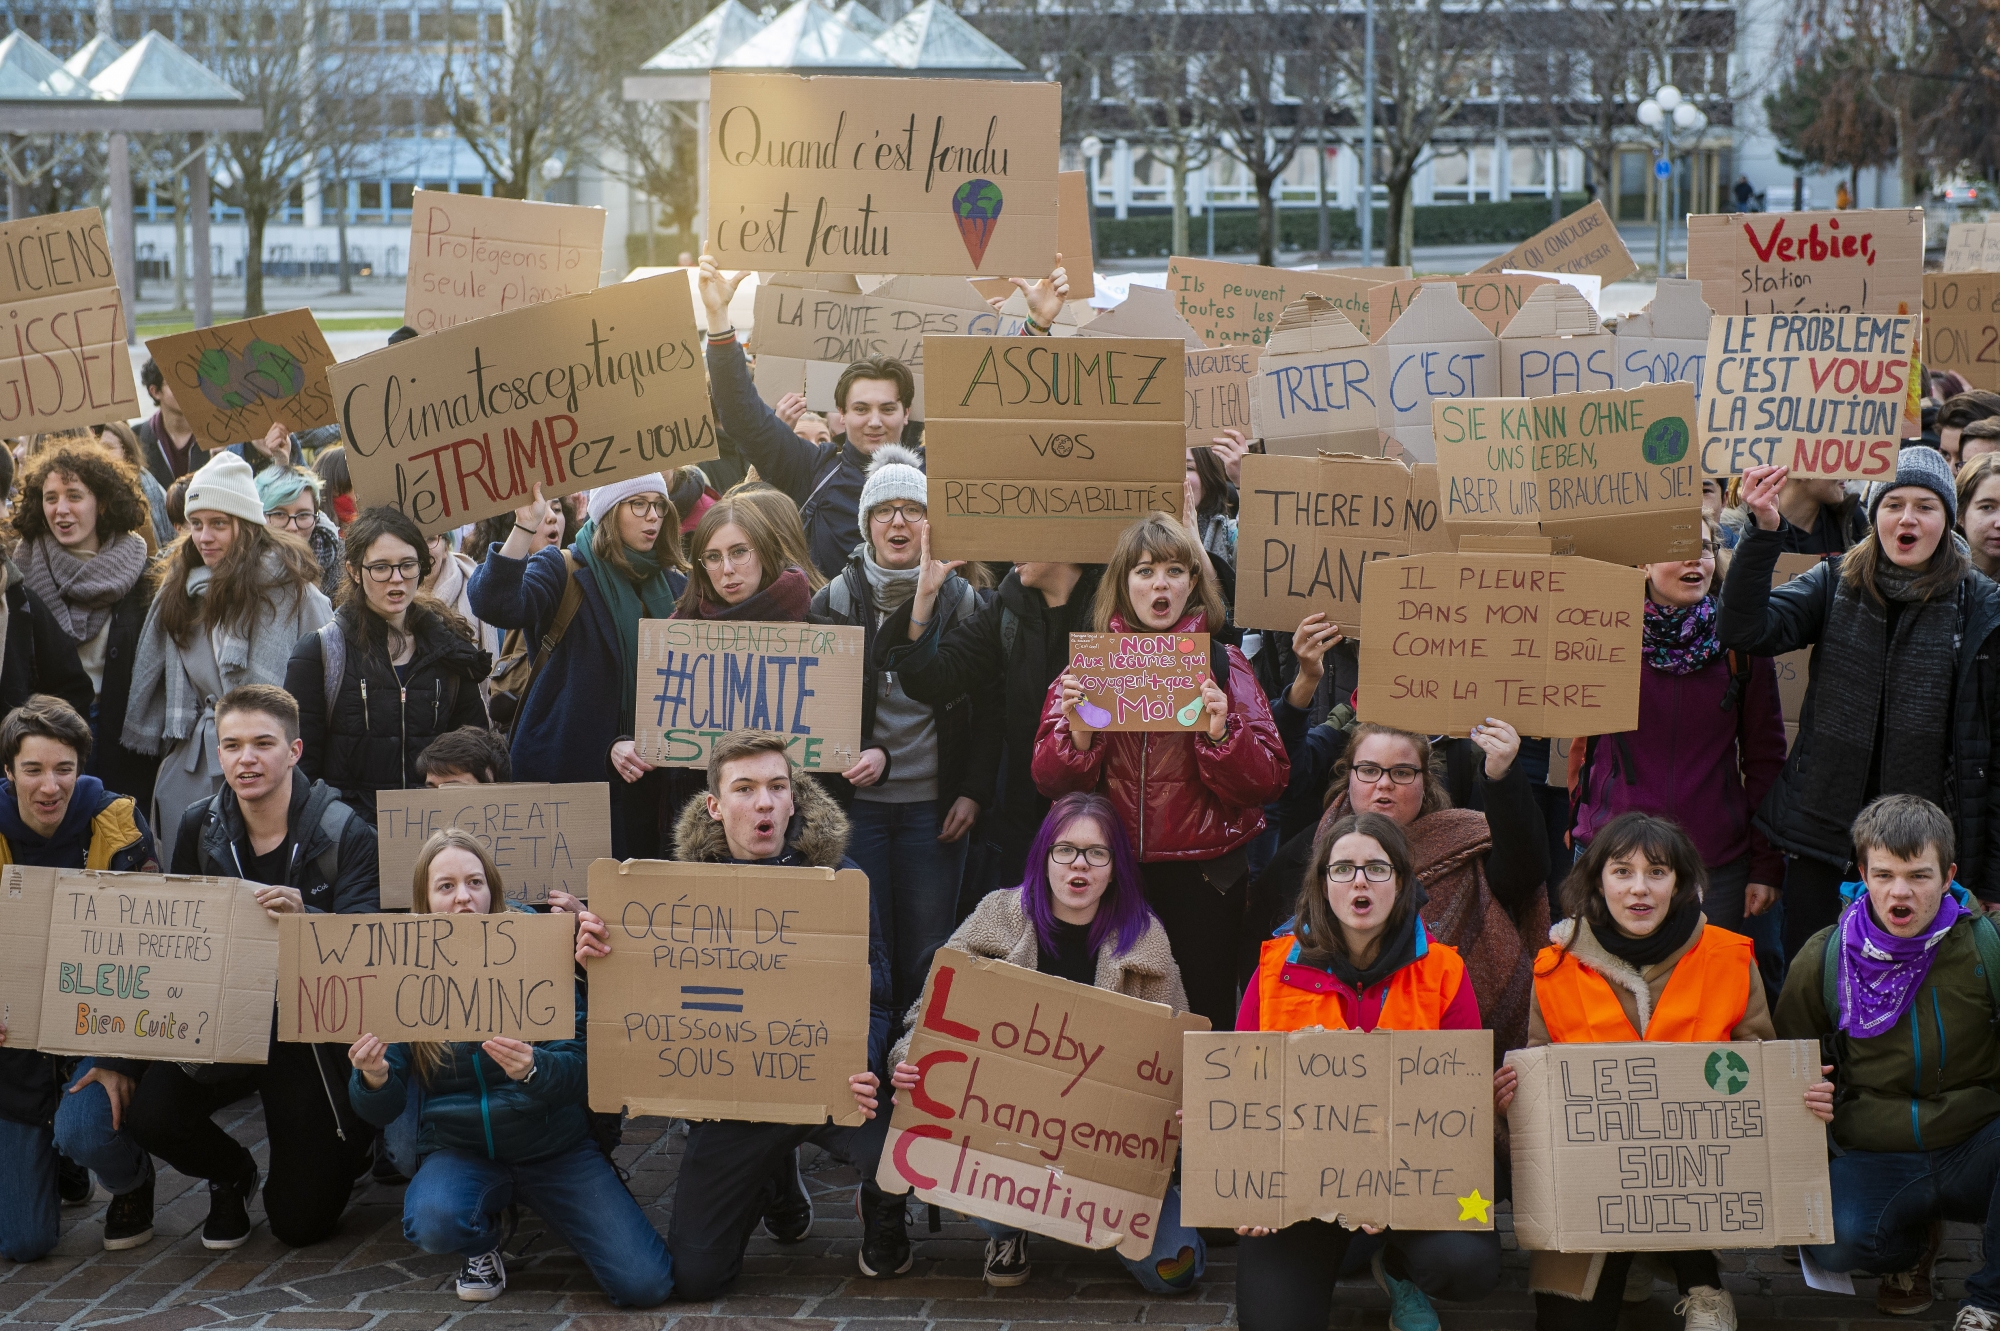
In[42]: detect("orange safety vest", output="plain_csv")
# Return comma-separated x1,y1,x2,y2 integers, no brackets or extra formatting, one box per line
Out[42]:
1533,924,1754,1043
1255,933,1466,1033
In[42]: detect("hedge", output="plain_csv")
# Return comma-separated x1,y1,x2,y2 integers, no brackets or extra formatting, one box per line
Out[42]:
1089,194,1593,258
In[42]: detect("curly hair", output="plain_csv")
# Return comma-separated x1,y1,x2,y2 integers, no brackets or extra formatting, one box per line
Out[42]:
12,444,150,548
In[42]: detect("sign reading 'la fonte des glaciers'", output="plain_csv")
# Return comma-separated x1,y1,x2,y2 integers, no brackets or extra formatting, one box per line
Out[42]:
331,274,716,535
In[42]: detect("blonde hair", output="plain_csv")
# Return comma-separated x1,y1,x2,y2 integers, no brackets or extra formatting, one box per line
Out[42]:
1091,513,1228,631
407,829,506,1083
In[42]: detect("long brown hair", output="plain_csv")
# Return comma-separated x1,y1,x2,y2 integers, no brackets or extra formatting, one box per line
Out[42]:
1292,812,1419,970
1091,513,1229,631
154,518,323,645
1843,488,1970,605
338,506,472,657
676,496,809,614
407,829,508,1084
590,489,689,585
721,484,827,590
1326,724,1452,817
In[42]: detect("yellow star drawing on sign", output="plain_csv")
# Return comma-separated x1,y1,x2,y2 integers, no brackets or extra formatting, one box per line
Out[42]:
1457,1189,1492,1223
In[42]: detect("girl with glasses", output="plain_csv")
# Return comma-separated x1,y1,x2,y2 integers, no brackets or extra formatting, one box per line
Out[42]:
1236,810,1500,1331
881,792,1201,1292
1497,811,1768,1331
468,474,688,858
1573,517,1787,934
124,452,331,865
284,507,492,823
255,465,344,599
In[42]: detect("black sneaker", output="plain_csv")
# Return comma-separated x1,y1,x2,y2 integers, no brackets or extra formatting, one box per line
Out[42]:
201,1152,259,1251
856,1184,912,1279
762,1147,813,1243
57,1152,91,1206
455,1247,506,1302
983,1231,1030,1287
102,1169,155,1251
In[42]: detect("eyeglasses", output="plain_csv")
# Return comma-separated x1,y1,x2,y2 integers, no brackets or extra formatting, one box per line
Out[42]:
266,509,316,530
870,503,925,525
1699,541,1722,557
1050,843,1111,867
700,544,757,570
361,559,422,582
1351,761,1423,786
1328,860,1396,883
621,498,669,519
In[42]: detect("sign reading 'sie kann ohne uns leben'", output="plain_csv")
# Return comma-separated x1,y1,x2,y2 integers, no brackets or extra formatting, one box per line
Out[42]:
705,73,1060,277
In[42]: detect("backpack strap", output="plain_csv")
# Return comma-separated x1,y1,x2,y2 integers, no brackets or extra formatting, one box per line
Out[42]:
1719,648,1754,713
1972,913,2000,1021
317,621,345,718
315,800,355,889
1820,921,1842,1028
827,568,857,621
520,551,585,710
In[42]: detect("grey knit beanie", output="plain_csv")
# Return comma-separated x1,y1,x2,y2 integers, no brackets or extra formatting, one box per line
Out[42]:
858,444,927,525
1866,444,1957,527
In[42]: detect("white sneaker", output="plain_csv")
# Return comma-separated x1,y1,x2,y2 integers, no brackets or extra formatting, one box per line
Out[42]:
1675,1285,1737,1331
456,1248,506,1302
1954,1307,2000,1331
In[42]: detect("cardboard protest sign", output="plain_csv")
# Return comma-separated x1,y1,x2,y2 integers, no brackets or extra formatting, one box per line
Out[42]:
374,782,612,910
1365,272,1557,340
1923,273,2000,392
706,72,1060,276
1183,346,1254,449
1687,209,1925,318
333,273,714,535
1250,296,1384,457
1373,283,1500,464
1506,1039,1833,1251
403,192,604,334
876,948,1208,1259
1433,383,1704,564
750,271,1034,420
1614,278,1712,401
1700,312,1914,479
633,619,865,773
145,309,335,449
1180,1029,1495,1231
587,857,872,1124
1408,464,1452,554
1943,222,1993,274
0,207,140,436
1474,200,1637,283
1356,547,1645,737
1077,284,1203,347
922,334,1186,561
1057,171,1095,300
276,911,576,1044
1167,256,1384,345
1235,453,1431,634
1500,284,1616,398
1066,631,1211,732
0,867,278,1064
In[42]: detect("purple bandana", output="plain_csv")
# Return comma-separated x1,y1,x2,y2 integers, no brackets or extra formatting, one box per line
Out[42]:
1642,594,1724,674
1836,889,1966,1039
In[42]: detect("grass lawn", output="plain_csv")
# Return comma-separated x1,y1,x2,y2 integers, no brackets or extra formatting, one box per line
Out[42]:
133,314,405,336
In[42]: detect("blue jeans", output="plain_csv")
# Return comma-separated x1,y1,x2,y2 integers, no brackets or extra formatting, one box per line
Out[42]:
847,797,971,1011
403,1141,673,1308
53,1060,152,1196
977,1185,1205,1295
1809,1113,2000,1311
0,1116,57,1262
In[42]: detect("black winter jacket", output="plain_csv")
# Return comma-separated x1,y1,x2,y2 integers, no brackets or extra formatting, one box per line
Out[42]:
284,605,492,821
1720,527,2000,896
879,567,1102,885
0,568,94,725
810,558,999,810
17,568,162,806
171,769,381,914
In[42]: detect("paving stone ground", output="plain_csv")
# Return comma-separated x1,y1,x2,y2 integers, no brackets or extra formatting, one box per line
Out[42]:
0,1095,1978,1330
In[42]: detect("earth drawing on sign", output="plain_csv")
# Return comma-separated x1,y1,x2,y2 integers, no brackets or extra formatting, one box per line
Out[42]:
952,179,1004,268
195,340,306,413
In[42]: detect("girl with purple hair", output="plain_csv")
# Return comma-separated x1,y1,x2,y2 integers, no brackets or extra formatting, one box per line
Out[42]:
881,792,1204,1294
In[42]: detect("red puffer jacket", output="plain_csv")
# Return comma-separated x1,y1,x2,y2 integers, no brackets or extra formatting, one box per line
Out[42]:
1030,611,1290,862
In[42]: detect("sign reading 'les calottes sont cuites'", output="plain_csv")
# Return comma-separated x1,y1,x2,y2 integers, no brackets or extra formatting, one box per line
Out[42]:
706,73,1061,276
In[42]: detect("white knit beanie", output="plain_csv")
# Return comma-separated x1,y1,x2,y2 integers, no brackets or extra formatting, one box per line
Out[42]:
587,473,671,525
184,451,268,526
858,445,927,525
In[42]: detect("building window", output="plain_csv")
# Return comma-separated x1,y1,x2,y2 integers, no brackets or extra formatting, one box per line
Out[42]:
418,11,445,41
349,11,378,41
384,11,411,40
360,181,384,213
1510,145,1548,192
391,182,415,211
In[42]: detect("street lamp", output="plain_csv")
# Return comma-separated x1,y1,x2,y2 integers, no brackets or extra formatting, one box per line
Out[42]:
1079,136,1103,262
1636,84,1707,279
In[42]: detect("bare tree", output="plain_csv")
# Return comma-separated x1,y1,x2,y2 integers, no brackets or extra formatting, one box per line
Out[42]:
1193,12,1331,266
437,0,594,200
574,0,710,259
1328,0,1499,266
1114,11,1215,256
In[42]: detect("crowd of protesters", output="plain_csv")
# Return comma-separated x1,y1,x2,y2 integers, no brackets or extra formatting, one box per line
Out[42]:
4,267,2000,1331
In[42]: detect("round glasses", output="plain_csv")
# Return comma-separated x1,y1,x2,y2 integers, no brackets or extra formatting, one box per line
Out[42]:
871,503,925,525
266,509,316,531
1051,843,1111,867
622,498,669,519
361,559,422,583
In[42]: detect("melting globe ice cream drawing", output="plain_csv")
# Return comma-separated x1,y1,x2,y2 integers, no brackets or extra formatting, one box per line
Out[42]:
951,179,1004,268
